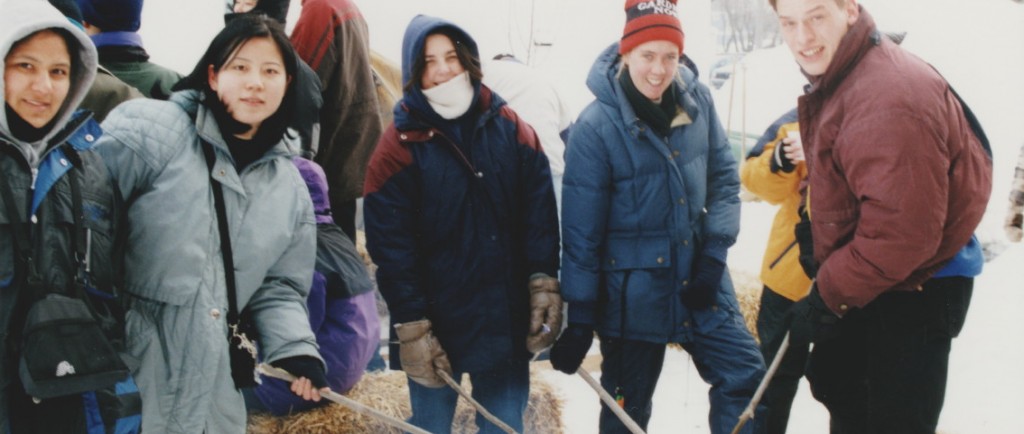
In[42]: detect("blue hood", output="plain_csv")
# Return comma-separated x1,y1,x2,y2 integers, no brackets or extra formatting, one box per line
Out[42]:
396,15,483,132
586,42,701,128
400,15,479,88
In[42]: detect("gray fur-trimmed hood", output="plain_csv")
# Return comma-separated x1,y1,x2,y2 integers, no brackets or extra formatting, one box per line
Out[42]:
0,0,97,166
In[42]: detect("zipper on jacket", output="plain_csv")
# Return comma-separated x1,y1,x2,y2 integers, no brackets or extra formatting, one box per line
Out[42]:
768,240,798,270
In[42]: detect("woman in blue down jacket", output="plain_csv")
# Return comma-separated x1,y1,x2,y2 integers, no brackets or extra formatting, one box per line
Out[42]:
363,15,561,434
549,1,766,433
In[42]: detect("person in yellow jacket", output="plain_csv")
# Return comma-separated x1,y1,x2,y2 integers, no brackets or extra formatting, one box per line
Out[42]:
739,108,810,434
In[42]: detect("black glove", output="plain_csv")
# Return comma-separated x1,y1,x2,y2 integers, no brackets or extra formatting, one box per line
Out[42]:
770,140,797,173
682,242,727,310
272,356,328,389
777,286,839,351
794,207,817,279
549,323,594,374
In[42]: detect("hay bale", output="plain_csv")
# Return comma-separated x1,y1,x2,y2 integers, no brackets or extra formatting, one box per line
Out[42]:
355,230,372,268
247,371,410,434
247,367,563,434
450,367,564,434
730,268,764,341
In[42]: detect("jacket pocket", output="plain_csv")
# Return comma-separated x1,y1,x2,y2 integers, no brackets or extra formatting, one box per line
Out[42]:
809,206,858,258
600,236,674,337
601,236,673,272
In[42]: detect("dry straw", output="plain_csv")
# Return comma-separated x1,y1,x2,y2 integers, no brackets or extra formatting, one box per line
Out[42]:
248,367,564,434
731,268,764,342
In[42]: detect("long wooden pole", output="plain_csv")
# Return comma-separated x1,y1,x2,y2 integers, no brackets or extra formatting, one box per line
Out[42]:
436,370,519,434
257,364,433,434
577,368,646,434
731,332,791,434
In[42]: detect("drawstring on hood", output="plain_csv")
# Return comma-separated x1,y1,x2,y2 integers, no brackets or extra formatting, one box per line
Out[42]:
421,71,474,119
0,0,97,168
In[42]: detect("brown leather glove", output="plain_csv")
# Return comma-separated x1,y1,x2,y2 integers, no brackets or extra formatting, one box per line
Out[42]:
394,319,452,388
526,273,563,353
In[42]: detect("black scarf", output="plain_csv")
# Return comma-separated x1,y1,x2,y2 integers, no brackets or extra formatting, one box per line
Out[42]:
203,91,281,171
5,104,51,143
619,67,676,138
224,134,269,171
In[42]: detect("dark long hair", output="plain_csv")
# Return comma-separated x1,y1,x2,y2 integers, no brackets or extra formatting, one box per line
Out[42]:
404,28,482,93
174,14,298,145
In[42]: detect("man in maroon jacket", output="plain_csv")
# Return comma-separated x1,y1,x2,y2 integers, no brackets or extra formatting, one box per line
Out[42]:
768,0,992,432
291,0,382,241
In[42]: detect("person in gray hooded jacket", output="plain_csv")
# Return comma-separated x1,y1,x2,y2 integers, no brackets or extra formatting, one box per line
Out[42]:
1,1,127,432
94,14,325,434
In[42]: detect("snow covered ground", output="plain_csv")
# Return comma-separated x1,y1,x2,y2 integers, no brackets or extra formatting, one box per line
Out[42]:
137,0,1024,432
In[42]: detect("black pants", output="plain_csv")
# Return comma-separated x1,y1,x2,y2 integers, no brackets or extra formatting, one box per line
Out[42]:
335,199,357,242
807,276,973,434
597,337,666,433
757,287,810,434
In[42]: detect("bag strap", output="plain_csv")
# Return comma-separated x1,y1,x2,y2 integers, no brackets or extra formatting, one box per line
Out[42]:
925,63,993,158
199,139,242,327
947,85,992,158
63,146,93,297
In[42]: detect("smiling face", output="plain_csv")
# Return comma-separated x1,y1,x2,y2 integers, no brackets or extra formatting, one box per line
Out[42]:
208,36,289,139
775,0,859,76
420,33,466,90
622,40,679,102
4,30,72,129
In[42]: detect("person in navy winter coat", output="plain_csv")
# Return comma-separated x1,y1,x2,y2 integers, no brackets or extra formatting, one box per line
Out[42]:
549,1,766,433
363,15,561,434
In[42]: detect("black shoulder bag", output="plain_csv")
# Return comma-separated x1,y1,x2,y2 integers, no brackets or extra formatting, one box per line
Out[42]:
200,139,260,389
0,150,130,401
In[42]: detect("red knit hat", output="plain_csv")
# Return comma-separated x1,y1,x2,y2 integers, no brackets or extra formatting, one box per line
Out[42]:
620,0,684,55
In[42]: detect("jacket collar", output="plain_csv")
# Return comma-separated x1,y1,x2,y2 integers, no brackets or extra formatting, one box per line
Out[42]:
175,91,296,171
807,5,878,96
395,84,502,137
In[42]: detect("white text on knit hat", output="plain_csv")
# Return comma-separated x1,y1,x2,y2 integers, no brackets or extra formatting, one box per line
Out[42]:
628,0,677,19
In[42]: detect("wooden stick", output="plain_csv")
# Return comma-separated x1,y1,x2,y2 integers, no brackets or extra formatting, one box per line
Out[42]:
257,364,432,434
576,368,646,434
731,332,791,434
436,370,518,434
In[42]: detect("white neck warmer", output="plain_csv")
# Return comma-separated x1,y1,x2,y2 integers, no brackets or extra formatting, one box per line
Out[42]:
421,71,474,119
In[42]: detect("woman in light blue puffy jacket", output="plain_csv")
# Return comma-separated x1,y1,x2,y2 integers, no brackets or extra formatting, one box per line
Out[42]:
95,15,325,433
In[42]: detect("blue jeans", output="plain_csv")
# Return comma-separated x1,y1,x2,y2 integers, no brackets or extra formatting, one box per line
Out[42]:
406,360,529,434
599,309,766,434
